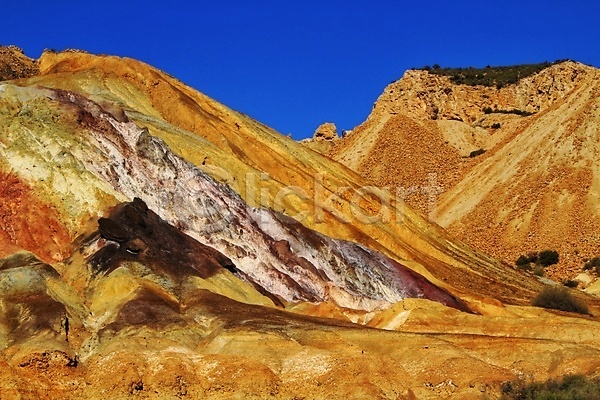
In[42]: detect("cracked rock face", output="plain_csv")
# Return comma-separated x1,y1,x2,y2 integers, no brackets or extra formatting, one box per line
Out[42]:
312,122,338,141
370,61,592,123
0,45,39,81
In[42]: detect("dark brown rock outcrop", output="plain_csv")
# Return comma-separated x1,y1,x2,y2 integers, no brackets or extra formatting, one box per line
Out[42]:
0,45,38,81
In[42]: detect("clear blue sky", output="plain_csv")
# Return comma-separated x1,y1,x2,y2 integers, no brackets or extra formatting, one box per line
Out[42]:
2,1,599,139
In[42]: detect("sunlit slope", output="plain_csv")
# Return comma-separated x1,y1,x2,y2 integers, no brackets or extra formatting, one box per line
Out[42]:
434,70,600,278
331,61,600,279
1,84,472,312
3,248,600,400
3,50,600,400
0,84,125,261
12,50,548,304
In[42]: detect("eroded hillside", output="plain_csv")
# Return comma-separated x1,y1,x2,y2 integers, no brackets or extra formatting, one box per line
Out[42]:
17,49,555,305
0,45,38,81
331,61,600,282
2,49,600,399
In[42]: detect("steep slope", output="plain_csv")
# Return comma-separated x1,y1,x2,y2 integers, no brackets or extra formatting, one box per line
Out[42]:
3,50,600,399
331,113,467,218
0,45,38,81
0,83,466,312
0,171,72,262
435,71,600,280
332,61,600,280
12,50,551,306
362,62,589,124
3,201,600,399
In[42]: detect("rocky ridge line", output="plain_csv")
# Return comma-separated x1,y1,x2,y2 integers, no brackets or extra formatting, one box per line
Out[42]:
370,61,593,124
0,45,39,81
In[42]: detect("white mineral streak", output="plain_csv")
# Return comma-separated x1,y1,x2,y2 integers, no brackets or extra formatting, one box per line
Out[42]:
42,90,445,311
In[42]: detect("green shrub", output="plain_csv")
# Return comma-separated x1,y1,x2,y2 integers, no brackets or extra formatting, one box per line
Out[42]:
583,256,600,274
469,149,486,158
516,250,560,275
563,280,578,288
516,254,531,266
516,252,540,266
500,374,600,400
419,61,565,87
539,250,559,266
527,252,539,264
518,263,532,271
532,286,588,314
491,122,501,129
483,108,535,116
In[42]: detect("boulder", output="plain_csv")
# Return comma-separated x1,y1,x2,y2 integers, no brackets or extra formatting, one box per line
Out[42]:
312,122,338,141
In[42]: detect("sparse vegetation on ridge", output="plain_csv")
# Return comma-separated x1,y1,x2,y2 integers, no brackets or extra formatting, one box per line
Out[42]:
500,374,600,400
419,60,570,88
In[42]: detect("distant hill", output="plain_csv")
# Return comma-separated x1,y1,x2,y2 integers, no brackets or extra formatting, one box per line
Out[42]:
331,60,600,282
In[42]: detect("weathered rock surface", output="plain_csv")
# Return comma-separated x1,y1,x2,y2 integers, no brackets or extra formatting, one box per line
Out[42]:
3,248,600,399
0,45,39,81
2,50,600,399
332,61,600,281
300,122,339,155
0,84,467,312
369,61,591,123
0,171,72,262
0,50,541,308
312,122,339,141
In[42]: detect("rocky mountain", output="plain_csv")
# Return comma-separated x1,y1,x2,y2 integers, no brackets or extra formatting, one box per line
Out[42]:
332,61,600,282
2,48,600,399
0,46,38,81
5,49,550,305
